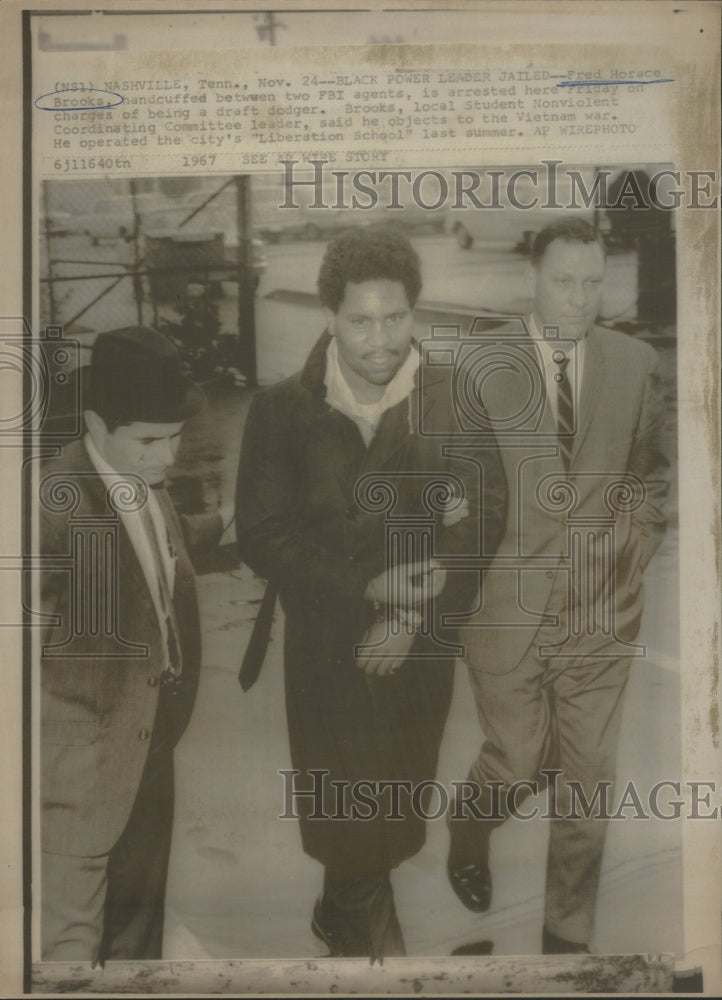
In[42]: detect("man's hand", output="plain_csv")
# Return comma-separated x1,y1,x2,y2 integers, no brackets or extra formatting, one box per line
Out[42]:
364,560,446,608
355,620,416,676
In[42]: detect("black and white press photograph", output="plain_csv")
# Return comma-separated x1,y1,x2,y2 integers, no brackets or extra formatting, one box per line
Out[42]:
1,2,715,996
32,161,683,983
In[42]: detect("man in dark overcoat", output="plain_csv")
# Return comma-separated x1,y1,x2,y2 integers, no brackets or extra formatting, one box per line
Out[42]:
236,226,506,960
39,327,224,963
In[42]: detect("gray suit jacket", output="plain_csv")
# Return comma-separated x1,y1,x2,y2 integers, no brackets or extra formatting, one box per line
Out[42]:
39,439,222,856
464,322,670,675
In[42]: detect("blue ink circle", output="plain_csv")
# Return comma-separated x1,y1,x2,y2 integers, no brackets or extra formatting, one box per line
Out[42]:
34,88,124,112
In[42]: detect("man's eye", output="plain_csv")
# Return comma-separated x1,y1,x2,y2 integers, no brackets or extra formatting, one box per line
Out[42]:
386,314,403,324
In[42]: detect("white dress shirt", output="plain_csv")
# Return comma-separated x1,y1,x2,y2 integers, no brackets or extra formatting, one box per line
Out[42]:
529,315,586,425
84,433,176,668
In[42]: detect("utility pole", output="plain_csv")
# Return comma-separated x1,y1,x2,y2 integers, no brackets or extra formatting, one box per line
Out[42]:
254,11,285,46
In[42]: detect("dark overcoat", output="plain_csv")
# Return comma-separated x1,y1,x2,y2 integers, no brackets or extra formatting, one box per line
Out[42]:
236,333,507,872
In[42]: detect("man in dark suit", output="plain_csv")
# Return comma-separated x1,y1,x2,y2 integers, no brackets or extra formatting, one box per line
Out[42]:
236,227,506,961
39,327,224,963
447,217,670,953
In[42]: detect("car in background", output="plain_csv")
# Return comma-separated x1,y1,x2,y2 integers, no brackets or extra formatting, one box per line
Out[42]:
445,167,605,253
65,193,180,243
254,202,361,243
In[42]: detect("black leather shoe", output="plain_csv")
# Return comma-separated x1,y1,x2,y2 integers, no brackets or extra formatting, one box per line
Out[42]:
451,939,494,956
311,897,347,956
542,926,590,954
447,860,492,912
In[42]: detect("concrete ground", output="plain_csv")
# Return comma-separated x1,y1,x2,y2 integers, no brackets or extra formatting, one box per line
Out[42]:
162,553,681,960
160,244,683,961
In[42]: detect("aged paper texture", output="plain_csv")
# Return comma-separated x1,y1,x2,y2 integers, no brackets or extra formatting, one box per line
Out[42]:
0,1,720,996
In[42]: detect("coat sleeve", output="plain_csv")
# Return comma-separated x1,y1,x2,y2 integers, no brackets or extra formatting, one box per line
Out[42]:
179,511,224,561
235,387,369,604
431,430,508,632
628,349,670,571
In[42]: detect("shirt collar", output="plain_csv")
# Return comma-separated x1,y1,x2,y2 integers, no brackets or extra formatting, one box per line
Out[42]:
84,431,120,479
324,338,419,416
528,315,586,370
324,339,419,443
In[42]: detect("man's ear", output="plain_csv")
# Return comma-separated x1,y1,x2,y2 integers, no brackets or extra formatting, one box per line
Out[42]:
323,307,336,335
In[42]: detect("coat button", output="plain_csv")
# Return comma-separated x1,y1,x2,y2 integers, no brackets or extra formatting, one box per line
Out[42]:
546,571,554,579
148,675,159,687
138,728,150,741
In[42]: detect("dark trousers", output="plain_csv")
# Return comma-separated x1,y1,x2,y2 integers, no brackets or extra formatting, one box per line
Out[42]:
320,868,406,960
99,748,174,961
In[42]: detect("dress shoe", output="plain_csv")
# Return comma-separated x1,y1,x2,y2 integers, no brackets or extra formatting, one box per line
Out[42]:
542,926,590,954
447,859,492,913
451,939,494,956
311,878,406,962
311,896,347,956
446,811,493,913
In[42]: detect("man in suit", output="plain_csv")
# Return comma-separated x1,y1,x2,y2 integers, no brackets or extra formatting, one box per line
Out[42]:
236,226,506,961
40,327,224,963
447,217,670,952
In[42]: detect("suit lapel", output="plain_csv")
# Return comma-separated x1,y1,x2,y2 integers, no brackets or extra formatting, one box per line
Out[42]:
481,337,559,444
570,328,605,468
71,440,157,602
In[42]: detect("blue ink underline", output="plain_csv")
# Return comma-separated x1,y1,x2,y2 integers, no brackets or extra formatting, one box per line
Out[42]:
557,79,674,88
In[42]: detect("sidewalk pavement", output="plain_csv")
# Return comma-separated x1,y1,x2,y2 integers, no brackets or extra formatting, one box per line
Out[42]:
162,281,682,961
162,530,682,960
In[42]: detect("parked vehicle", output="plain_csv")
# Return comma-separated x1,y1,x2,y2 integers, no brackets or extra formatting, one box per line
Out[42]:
445,167,605,253
66,193,180,243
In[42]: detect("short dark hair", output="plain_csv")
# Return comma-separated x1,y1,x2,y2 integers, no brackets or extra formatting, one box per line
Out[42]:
531,217,606,265
317,225,422,312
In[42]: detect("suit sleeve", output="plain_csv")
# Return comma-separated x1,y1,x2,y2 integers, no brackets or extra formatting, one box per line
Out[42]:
629,349,670,571
235,388,369,604
431,432,508,632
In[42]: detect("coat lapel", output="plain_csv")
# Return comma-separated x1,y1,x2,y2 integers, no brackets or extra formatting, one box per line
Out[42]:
479,336,552,437
300,331,430,481
68,439,156,601
570,327,605,468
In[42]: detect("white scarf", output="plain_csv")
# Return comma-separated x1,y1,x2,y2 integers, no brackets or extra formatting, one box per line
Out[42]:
324,338,419,446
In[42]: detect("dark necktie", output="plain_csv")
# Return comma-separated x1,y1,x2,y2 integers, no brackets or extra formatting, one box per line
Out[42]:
553,350,574,470
140,492,183,691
